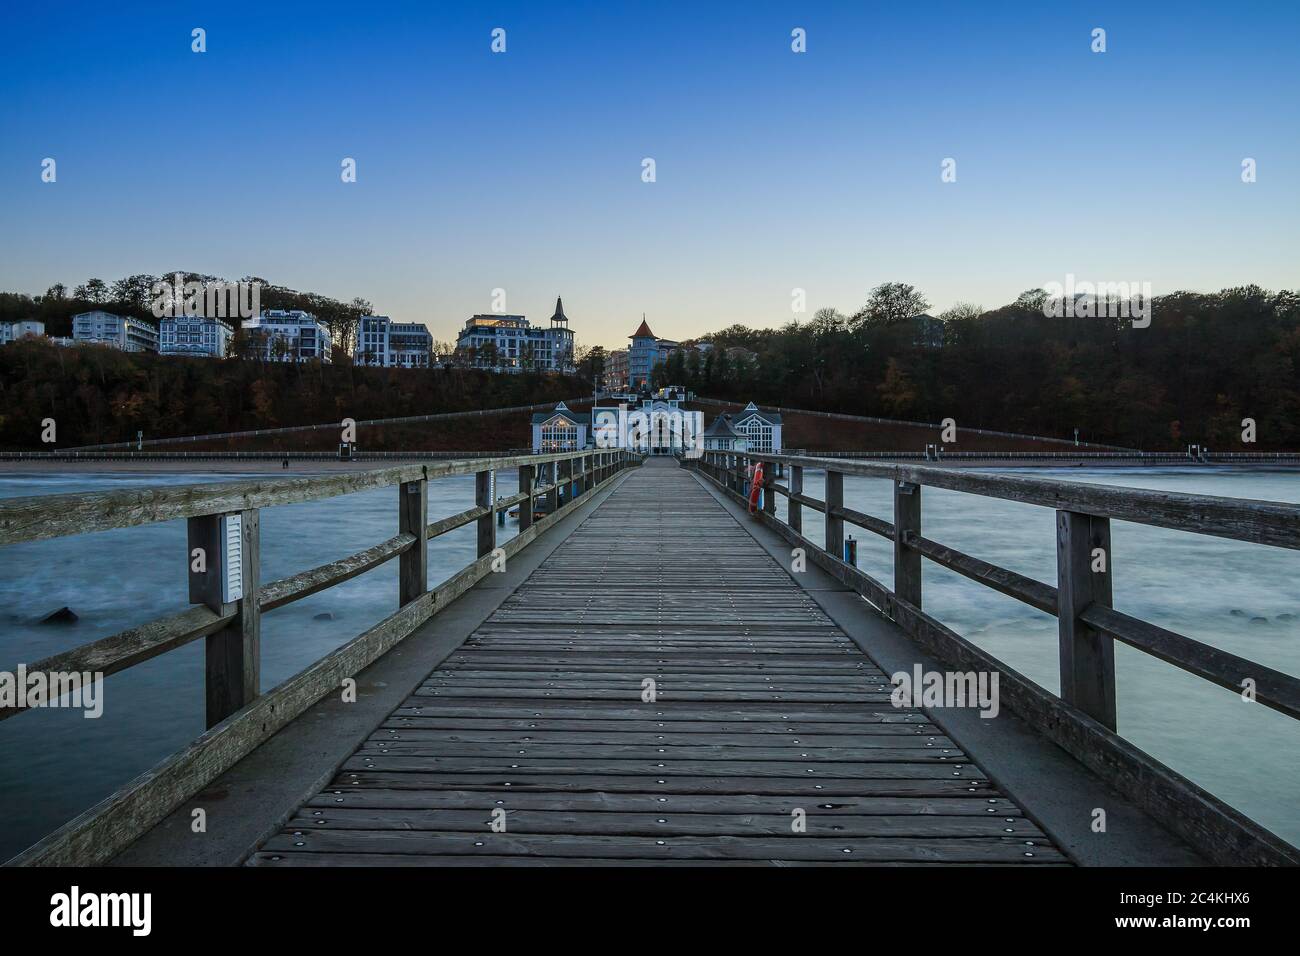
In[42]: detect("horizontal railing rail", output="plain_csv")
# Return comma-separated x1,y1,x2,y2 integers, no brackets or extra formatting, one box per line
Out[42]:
688,449,1300,866
0,449,535,461
806,449,1300,462
43,397,594,453
1,448,638,865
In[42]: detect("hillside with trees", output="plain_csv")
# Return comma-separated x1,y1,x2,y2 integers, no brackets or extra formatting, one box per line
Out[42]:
0,342,586,450
657,284,1300,450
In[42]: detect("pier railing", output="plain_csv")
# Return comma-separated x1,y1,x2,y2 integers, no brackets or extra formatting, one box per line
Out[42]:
0,448,636,866
690,449,1300,865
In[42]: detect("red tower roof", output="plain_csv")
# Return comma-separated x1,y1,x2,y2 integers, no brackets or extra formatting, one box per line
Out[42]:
631,318,655,339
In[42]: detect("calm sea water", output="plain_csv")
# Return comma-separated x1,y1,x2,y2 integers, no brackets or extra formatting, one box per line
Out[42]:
0,466,1296,859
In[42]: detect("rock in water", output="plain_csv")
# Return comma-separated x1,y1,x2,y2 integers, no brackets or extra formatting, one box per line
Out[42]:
39,606,78,625
313,611,335,621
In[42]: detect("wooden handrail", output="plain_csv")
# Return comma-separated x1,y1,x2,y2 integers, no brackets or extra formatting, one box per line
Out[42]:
260,532,417,612
741,451,1300,550
690,448,1300,865
0,449,637,865
699,449,1299,719
0,450,608,547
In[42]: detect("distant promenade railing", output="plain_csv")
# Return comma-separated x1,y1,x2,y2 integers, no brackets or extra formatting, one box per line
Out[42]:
4,449,1300,464
0,449,534,462
50,397,594,453
0,448,637,866
689,449,1300,866
693,396,1135,451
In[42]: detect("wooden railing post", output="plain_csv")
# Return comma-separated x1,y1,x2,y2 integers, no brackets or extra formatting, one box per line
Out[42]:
476,469,495,558
517,463,535,531
762,459,776,516
188,509,260,728
1056,510,1117,730
894,481,922,608
546,461,560,513
399,475,427,604
789,464,803,534
825,469,844,560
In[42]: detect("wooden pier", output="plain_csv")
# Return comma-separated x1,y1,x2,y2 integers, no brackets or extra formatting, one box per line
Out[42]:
252,460,1059,865
1,450,1298,867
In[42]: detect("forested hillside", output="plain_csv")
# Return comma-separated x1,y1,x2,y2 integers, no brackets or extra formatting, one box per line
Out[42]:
661,285,1300,450
0,342,584,450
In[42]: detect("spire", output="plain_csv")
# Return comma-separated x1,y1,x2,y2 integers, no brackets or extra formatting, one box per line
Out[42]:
631,316,656,340
550,296,567,324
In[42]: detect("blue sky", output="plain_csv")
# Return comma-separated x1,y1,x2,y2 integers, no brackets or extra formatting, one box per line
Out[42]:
1,1,1296,348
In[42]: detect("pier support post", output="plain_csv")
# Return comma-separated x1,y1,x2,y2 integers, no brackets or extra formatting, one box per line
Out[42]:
546,462,560,513
517,463,535,531
476,469,495,558
894,481,922,608
188,509,260,728
825,469,844,560
788,464,803,534
763,460,776,516
399,476,427,605
1056,510,1117,731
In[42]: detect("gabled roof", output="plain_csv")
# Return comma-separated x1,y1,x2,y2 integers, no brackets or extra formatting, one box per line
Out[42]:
530,401,589,426
731,401,782,425
630,317,655,339
703,414,741,438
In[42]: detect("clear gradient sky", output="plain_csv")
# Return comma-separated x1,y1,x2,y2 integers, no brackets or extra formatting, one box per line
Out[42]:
1,1,1297,349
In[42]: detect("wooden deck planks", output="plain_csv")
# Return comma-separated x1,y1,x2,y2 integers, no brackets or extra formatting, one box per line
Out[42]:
249,458,1066,866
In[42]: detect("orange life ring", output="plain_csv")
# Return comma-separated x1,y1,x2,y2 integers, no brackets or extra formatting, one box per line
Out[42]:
748,461,765,513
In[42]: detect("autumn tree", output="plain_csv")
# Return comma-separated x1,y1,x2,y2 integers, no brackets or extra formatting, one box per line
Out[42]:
851,282,931,328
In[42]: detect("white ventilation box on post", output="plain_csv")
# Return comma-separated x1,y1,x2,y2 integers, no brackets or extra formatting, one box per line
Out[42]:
222,513,244,604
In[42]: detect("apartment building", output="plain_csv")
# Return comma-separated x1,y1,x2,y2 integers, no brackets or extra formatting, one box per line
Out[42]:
357,315,433,368
455,297,575,373
72,311,158,352
159,316,234,358
0,320,45,345
241,310,332,363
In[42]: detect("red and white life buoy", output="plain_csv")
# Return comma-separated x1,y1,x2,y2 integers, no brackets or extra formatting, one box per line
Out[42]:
748,461,765,514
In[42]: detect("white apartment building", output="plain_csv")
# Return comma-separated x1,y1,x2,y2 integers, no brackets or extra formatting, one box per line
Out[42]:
159,316,234,358
357,315,433,368
455,297,575,373
0,320,45,345
72,311,159,352
241,310,332,363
